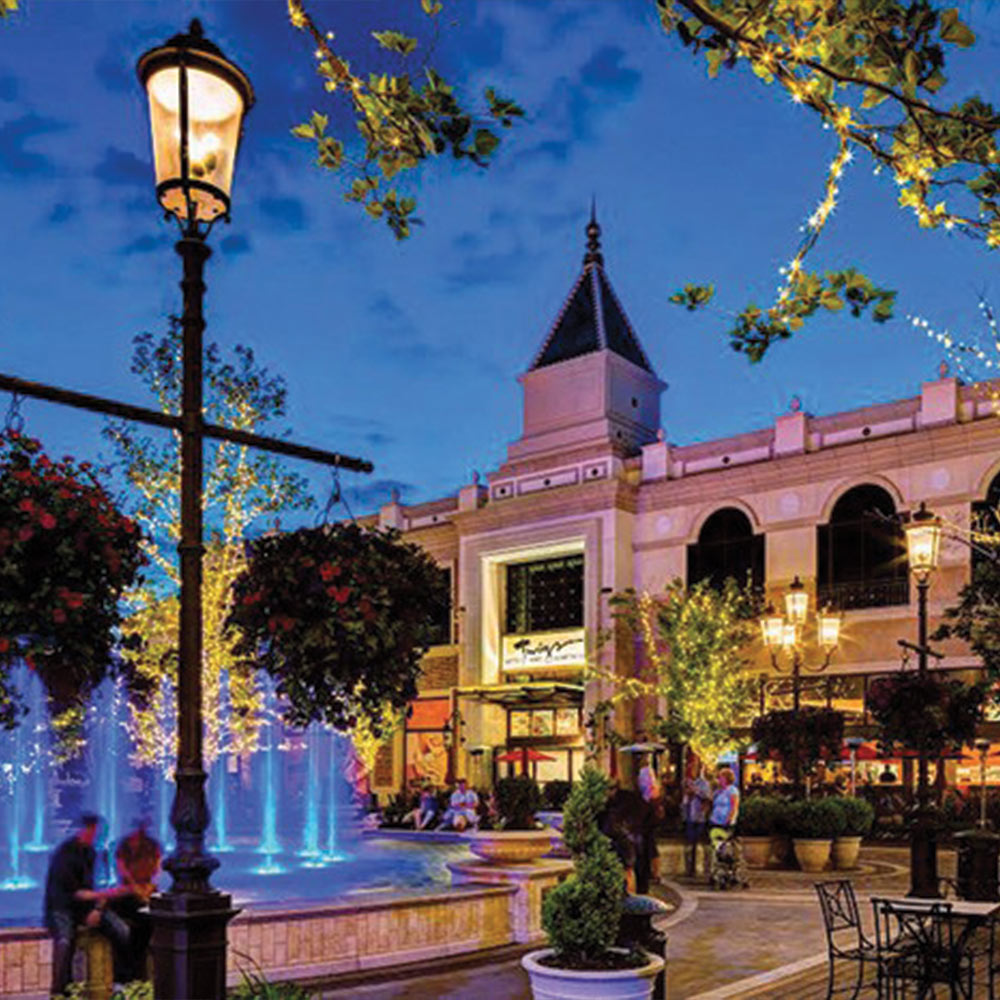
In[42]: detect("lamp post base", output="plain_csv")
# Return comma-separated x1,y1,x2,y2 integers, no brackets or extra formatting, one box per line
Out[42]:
907,806,940,899
149,890,238,1000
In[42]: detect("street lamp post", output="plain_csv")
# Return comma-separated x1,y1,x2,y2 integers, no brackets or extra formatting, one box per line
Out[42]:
136,21,255,998
760,577,841,797
0,26,373,996
903,501,943,899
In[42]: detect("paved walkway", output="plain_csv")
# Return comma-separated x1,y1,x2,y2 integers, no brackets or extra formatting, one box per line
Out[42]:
319,847,953,1000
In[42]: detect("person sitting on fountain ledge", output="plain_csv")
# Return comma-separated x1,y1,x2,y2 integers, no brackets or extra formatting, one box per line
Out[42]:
43,812,111,997
439,777,479,831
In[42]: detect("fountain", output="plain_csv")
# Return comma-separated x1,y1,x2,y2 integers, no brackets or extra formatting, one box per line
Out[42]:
0,664,459,930
0,667,37,891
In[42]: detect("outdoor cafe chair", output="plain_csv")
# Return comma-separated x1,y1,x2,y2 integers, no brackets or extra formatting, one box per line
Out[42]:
815,881,881,1000
871,897,974,1000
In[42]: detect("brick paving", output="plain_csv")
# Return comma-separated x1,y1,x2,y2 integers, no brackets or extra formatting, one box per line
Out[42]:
318,847,980,1000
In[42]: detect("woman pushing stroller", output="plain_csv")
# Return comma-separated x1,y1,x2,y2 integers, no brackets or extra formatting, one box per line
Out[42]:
708,767,749,890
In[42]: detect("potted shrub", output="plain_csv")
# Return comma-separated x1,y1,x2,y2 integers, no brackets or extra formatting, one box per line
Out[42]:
0,431,146,753
537,778,573,831
832,796,874,870
738,795,781,868
466,774,552,864
521,767,665,1000
786,798,844,872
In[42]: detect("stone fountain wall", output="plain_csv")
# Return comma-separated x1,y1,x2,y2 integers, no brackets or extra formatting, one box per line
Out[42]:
0,883,518,999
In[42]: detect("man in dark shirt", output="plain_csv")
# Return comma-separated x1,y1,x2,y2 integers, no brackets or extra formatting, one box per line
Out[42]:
44,813,105,996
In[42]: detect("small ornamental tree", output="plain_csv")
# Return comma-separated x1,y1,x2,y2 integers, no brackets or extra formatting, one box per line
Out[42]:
226,521,449,733
0,430,145,742
605,579,758,765
541,766,630,969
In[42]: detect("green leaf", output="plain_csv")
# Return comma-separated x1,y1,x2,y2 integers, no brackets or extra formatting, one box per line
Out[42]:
940,8,975,47
291,123,315,140
819,291,844,311
473,129,500,158
372,30,418,55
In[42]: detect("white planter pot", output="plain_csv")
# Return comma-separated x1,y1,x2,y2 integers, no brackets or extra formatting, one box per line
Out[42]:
522,948,664,1000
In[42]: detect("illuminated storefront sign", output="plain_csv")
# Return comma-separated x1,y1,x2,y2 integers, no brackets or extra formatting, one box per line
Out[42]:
502,629,586,671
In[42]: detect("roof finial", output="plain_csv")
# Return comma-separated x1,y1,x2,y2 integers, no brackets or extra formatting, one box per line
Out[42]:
583,199,603,269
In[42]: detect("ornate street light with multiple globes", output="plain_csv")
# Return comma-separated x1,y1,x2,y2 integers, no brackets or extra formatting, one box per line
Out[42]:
759,576,841,796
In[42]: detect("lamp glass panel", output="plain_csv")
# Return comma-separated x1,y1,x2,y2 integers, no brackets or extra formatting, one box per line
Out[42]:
785,587,808,625
781,622,798,649
146,65,245,222
817,612,841,649
761,615,784,648
905,519,941,577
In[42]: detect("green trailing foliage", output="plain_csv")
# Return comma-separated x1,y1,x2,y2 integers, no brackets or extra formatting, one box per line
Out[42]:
288,0,522,239
934,540,1000,680
659,0,998,360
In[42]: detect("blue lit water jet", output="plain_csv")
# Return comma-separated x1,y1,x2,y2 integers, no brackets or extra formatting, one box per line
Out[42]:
297,724,323,865
0,666,37,890
210,673,233,854
252,676,285,875
324,732,346,863
22,674,48,854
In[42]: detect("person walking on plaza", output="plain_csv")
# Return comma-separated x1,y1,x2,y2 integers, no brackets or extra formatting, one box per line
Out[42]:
682,769,711,877
43,813,107,997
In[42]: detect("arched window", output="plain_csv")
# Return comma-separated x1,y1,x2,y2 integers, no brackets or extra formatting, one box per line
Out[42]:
687,507,764,592
817,485,908,609
972,471,1000,576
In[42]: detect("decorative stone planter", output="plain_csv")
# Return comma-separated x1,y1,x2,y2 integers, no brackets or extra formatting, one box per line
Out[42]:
522,948,665,1000
465,829,554,865
770,834,793,868
833,835,863,870
740,835,773,869
793,838,832,873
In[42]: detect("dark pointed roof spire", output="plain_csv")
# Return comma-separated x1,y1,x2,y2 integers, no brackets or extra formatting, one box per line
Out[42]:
529,206,653,373
583,198,603,268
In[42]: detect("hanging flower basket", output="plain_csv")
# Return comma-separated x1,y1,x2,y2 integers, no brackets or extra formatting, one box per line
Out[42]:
751,707,845,775
226,521,449,733
0,431,146,738
867,671,984,757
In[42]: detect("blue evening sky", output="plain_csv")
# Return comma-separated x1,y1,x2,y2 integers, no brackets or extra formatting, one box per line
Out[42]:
0,1,997,519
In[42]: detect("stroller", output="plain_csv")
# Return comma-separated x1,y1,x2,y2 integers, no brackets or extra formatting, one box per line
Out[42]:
708,826,749,891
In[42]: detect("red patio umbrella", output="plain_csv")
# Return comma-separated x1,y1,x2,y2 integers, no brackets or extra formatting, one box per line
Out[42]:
495,747,556,775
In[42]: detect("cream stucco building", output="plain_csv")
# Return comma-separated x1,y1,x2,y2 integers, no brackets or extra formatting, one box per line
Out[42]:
368,216,1000,796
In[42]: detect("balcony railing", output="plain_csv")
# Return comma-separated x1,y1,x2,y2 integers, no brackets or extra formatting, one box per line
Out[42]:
817,577,910,611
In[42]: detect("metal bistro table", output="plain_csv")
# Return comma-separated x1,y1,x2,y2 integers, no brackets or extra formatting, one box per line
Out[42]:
872,896,1000,999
